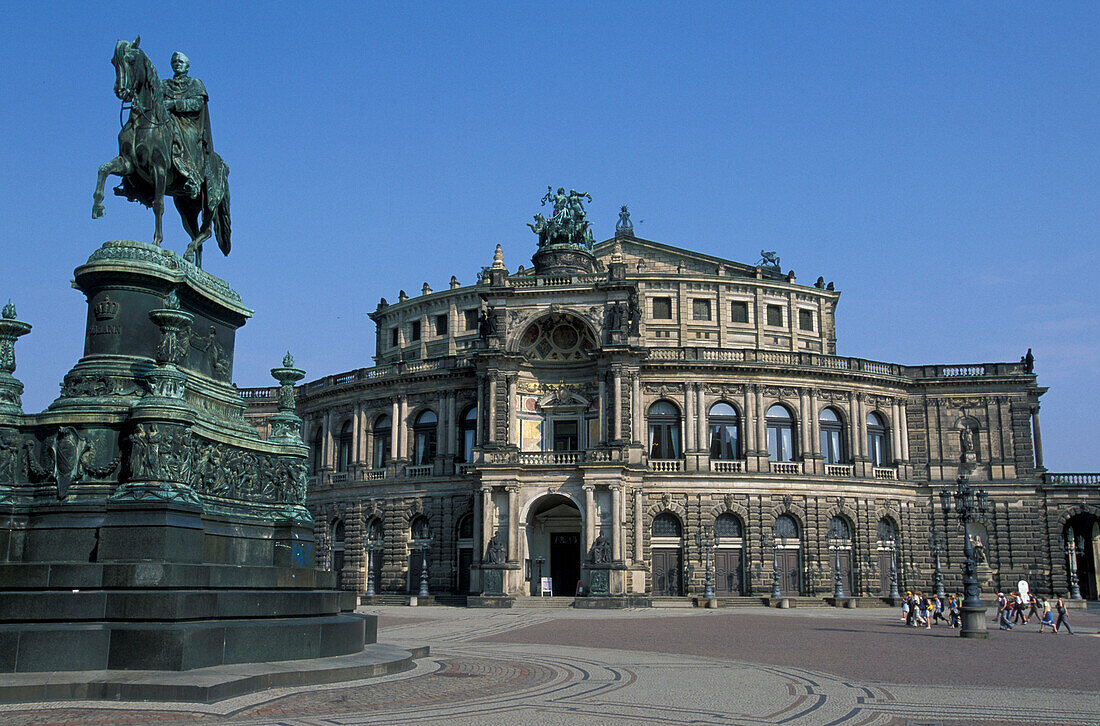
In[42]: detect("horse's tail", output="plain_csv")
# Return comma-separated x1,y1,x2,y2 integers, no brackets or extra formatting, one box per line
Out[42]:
214,188,231,256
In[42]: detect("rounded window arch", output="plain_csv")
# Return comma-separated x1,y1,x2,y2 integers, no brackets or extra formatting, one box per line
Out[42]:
819,407,847,464
456,514,473,540
372,414,391,469
516,313,597,362
366,518,384,543
827,515,853,543
867,412,890,467
715,512,743,539
410,515,432,541
648,401,682,460
766,405,797,462
876,517,897,546
774,514,799,540
459,405,478,463
652,512,683,538
708,402,740,460
336,420,353,473
413,410,438,465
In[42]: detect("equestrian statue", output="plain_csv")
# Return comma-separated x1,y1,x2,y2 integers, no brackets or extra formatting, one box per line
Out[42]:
92,37,231,267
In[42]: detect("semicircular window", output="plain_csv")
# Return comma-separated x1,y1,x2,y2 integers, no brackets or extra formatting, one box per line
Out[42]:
517,313,596,362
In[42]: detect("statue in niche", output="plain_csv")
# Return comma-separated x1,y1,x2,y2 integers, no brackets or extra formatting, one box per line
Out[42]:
485,532,506,564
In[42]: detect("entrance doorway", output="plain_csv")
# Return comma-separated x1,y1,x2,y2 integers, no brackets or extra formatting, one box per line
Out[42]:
652,548,682,595
1067,514,1100,600
715,549,743,595
526,494,583,597
776,549,801,595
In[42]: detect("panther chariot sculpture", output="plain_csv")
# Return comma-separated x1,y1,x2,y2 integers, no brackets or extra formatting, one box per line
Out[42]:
92,37,231,268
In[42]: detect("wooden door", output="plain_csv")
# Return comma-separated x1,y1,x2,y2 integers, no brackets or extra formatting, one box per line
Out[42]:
652,548,683,596
458,548,472,594
776,549,801,595
715,549,743,595
407,551,423,593
878,550,894,596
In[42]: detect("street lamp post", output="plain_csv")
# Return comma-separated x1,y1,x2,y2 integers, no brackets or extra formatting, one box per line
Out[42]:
929,532,946,599
888,548,900,599
941,470,991,638
1064,533,1083,600
695,526,720,601
534,556,545,595
826,530,845,599
365,536,383,597
418,542,431,598
770,525,783,600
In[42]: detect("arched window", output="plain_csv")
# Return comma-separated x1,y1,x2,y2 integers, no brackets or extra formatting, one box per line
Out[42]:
648,401,682,460
715,512,743,539
459,406,478,463
819,407,846,464
766,405,797,462
310,428,323,474
367,518,383,543
877,518,896,545
372,415,391,469
867,412,889,467
708,402,740,460
457,514,473,540
652,512,682,538
410,515,432,541
774,514,799,540
414,410,437,465
336,421,353,472
827,516,852,542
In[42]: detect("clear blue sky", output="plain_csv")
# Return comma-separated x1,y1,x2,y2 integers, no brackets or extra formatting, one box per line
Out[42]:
1,3,1097,469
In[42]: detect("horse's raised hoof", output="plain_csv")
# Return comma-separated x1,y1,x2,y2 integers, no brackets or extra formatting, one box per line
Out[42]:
92,203,105,219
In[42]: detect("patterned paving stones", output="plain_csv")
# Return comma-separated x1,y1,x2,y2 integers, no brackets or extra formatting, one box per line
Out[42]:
1,604,1098,725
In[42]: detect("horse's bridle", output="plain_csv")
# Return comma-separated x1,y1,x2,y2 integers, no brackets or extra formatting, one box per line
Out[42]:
116,50,167,129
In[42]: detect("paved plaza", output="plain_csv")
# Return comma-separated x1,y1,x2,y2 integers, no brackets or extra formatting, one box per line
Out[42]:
2,603,1098,725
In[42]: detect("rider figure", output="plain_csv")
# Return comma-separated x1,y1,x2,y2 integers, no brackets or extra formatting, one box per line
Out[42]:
163,52,210,199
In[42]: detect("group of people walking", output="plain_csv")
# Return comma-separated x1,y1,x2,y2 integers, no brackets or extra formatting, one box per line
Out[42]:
996,591,1074,634
899,591,1075,634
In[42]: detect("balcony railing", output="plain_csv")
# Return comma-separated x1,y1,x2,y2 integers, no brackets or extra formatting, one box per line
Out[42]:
770,461,800,475
873,467,898,480
330,472,349,484
457,463,477,475
1043,472,1100,485
824,464,853,477
711,460,745,473
362,468,385,481
405,465,433,478
519,451,582,466
648,459,683,472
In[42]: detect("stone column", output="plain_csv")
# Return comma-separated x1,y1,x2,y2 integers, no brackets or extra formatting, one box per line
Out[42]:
631,373,642,444
473,484,484,564
634,488,644,562
481,487,493,553
891,400,902,463
437,394,447,458
390,398,399,461
446,392,457,456
847,391,860,459
744,386,756,453
1032,405,1044,469
809,389,821,456
856,393,867,460
755,386,766,454
899,400,910,461
799,389,811,459
697,384,707,452
685,385,696,452
507,375,518,447
398,395,409,461
352,402,363,463
487,375,498,444
598,378,607,445
583,485,596,555
476,375,485,445
506,485,519,562
611,485,622,562
613,369,623,442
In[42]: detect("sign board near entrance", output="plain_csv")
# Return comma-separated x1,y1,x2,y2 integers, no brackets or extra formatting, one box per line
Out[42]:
540,577,553,595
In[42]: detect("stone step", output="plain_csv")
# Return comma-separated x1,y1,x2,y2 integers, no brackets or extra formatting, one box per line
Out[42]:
513,596,575,608
0,589,354,622
0,562,336,590
650,597,695,608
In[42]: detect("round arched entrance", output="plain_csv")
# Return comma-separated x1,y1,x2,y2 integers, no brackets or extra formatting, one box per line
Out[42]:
1066,513,1100,600
525,494,583,596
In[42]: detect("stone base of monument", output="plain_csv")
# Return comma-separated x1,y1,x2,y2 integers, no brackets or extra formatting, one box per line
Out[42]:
574,594,652,609
467,594,515,608
0,241,384,688
0,644,428,704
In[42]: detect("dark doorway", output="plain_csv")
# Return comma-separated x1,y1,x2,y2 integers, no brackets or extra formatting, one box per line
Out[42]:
367,550,384,593
831,550,853,595
878,550,894,596
652,547,683,596
1067,515,1099,600
776,549,801,595
407,549,425,594
458,548,472,594
550,532,580,596
715,549,743,595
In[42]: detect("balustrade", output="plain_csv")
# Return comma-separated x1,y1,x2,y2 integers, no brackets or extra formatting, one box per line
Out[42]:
710,460,745,473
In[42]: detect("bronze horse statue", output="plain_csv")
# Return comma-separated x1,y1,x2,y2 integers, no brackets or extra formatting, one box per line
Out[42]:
92,38,230,266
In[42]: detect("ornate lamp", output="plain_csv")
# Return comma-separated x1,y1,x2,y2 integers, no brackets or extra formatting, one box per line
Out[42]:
941,469,991,638
826,529,845,599
695,526,719,601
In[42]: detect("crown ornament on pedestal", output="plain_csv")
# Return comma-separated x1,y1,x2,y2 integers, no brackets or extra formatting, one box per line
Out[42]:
93,295,119,321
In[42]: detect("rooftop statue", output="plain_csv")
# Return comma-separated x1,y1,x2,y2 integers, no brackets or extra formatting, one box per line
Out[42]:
615,205,634,237
92,37,231,267
532,186,595,250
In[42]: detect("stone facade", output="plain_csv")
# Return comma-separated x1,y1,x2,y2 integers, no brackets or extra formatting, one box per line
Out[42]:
243,233,1100,602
